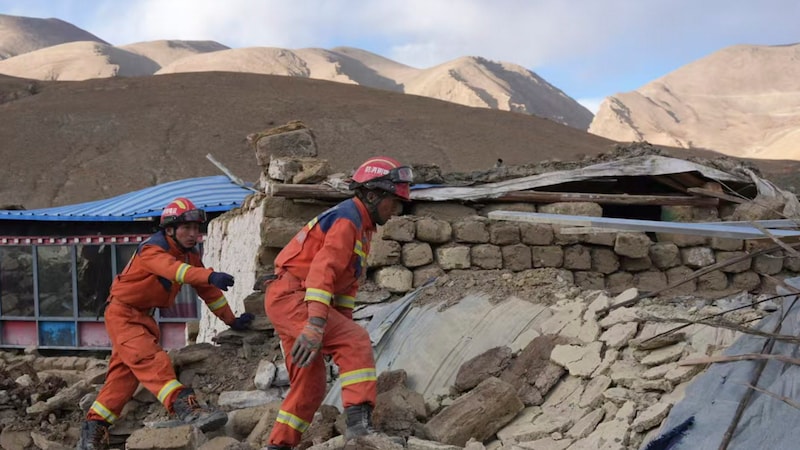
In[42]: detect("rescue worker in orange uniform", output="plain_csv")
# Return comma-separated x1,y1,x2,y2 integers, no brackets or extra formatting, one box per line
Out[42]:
78,198,255,450
264,156,413,449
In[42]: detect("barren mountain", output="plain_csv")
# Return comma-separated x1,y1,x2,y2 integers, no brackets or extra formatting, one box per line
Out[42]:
0,14,592,129
589,43,800,160
0,41,159,80
120,39,230,68
0,13,107,59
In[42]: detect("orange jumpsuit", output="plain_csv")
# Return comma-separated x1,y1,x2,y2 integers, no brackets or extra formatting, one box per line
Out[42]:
86,230,235,425
266,197,377,448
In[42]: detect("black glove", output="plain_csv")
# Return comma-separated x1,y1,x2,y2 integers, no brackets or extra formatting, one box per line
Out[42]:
208,272,234,291
231,313,255,331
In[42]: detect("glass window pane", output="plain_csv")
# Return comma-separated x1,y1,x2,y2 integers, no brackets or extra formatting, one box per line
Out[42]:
37,246,74,317
161,284,199,319
115,245,137,275
0,246,35,317
77,245,114,318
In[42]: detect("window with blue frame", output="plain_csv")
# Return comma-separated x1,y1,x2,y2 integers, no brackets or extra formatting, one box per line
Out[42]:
0,241,203,349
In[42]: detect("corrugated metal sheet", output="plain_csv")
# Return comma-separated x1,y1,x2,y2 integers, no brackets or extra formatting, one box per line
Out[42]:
0,176,255,222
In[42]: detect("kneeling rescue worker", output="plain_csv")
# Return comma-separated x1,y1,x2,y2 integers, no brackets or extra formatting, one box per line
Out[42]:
264,156,413,449
78,197,255,450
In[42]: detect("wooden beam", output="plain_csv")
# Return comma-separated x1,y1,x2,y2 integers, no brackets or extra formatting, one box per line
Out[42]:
494,191,718,206
269,183,719,206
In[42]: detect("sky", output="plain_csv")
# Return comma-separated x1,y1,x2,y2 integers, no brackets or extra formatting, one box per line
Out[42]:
2,0,799,113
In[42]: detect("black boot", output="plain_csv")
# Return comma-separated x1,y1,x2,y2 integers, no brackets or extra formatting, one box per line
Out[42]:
171,388,228,432
344,403,404,445
77,420,110,450
265,446,292,450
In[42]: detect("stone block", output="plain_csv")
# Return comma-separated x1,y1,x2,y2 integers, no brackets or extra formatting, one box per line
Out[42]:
731,271,761,291
563,245,591,270
649,242,680,269
621,256,652,272
634,271,668,292
415,218,452,243
261,197,328,220
453,217,490,243
413,265,445,287
489,222,521,245
424,377,524,447
785,256,800,272
590,247,619,274
606,272,634,295
254,126,318,166
710,237,743,251
614,232,652,258
716,251,752,273
383,216,416,242
664,266,696,296
579,231,616,246
502,244,532,272
680,247,715,269
531,246,563,268
471,244,503,269
436,245,472,270
401,242,434,268
697,270,728,291
375,265,414,293
367,239,401,267
479,202,537,216
411,202,477,220
261,217,306,248
752,252,784,275
520,223,554,245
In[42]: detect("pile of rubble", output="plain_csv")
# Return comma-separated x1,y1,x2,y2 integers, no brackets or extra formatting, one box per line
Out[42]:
0,271,775,450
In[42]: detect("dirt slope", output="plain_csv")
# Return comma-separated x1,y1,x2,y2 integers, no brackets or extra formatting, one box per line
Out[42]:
0,71,617,209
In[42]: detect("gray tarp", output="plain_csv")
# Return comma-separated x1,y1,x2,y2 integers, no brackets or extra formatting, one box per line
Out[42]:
324,291,552,409
648,277,800,449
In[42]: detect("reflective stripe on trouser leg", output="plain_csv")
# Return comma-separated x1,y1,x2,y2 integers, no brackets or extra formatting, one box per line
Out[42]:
265,277,327,447
323,306,377,409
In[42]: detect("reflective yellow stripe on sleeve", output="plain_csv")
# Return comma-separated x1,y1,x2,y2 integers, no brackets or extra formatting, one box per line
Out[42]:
89,401,119,424
304,288,332,305
175,263,191,283
334,295,356,309
207,296,228,311
157,379,184,404
276,409,311,433
354,240,366,259
340,367,377,387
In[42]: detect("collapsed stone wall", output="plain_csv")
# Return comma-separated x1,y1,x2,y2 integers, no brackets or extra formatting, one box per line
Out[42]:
203,192,800,343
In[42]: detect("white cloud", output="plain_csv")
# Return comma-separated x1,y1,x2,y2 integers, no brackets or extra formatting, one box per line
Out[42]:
576,97,605,115
3,0,800,101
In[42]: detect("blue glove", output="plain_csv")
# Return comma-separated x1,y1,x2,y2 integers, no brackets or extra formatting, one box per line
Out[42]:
208,272,234,291
231,313,255,331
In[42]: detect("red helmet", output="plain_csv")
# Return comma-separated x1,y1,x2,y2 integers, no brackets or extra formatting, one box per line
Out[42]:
160,197,207,228
350,156,413,200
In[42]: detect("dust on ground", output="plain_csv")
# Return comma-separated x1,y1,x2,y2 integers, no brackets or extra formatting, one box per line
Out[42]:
413,268,581,311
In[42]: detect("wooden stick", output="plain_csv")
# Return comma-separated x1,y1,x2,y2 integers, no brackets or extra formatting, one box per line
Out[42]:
742,383,800,410
679,353,800,367
638,293,794,346
638,316,800,344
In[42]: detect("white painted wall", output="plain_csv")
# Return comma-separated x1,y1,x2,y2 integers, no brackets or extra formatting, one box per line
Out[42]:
198,198,264,343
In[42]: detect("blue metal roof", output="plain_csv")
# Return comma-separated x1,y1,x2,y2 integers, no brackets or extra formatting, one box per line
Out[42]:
0,176,256,222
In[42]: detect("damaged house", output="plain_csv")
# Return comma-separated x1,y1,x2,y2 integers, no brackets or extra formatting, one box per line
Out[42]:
1,123,800,449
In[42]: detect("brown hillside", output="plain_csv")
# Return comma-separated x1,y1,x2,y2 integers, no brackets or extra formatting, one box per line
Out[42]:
1,71,797,210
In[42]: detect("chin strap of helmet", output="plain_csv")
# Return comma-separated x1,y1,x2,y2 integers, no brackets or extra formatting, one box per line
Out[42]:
355,188,390,226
